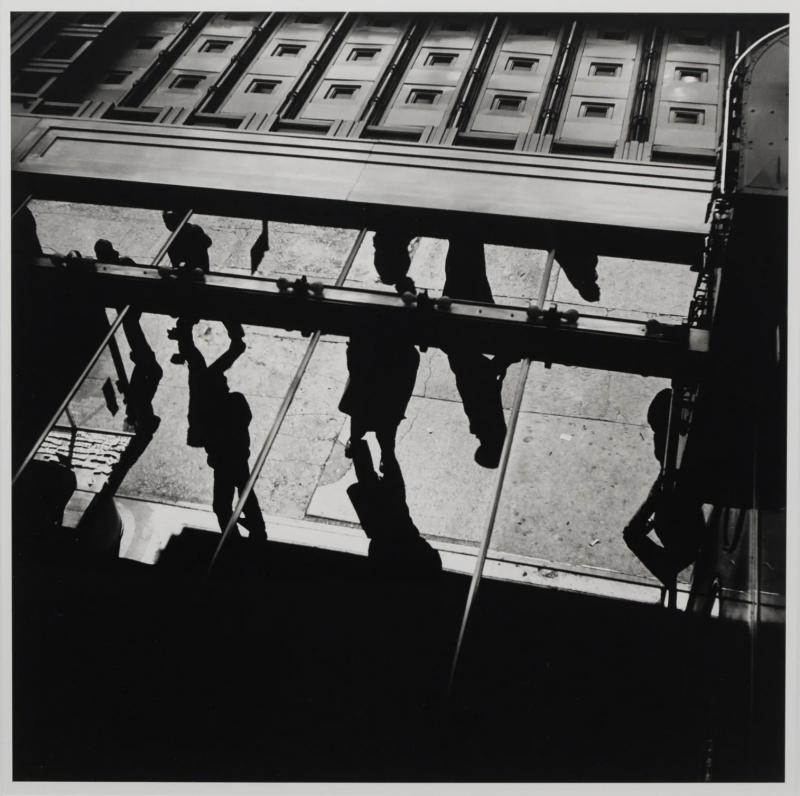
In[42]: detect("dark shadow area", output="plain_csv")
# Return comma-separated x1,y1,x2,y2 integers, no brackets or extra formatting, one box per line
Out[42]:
12,516,783,782
11,204,111,471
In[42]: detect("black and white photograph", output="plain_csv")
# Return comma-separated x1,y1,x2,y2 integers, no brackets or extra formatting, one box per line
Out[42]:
2,4,795,789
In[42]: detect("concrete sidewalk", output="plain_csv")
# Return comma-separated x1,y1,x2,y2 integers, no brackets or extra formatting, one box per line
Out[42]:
31,200,698,586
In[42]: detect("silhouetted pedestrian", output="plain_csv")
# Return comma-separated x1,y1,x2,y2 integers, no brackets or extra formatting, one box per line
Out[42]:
347,438,441,576
340,230,419,474
94,238,134,266
373,227,414,285
176,324,267,545
94,239,163,435
159,211,245,363
159,209,211,279
555,242,601,302
623,388,705,590
12,205,43,262
443,235,514,468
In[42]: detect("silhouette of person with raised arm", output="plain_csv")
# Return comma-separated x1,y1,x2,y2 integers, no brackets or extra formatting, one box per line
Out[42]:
94,239,164,436
347,438,441,576
159,210,245,364
175,322,267,546
442,234,517,468
339,229,420,475
623,388,705,591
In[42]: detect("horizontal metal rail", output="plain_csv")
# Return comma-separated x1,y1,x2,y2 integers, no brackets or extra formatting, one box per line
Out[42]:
25,256,708,379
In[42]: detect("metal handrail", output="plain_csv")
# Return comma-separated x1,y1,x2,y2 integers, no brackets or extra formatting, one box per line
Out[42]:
719,24,789,198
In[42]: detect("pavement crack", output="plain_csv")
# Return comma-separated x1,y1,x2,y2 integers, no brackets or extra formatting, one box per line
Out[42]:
419,352,435,397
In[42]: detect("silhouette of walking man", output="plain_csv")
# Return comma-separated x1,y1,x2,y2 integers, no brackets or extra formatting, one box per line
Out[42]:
442,234,516,468
176,323,267,545
339,229,420,475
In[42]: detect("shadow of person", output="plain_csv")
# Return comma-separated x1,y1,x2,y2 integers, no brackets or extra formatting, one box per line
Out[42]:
442,235,517,468
120,310,163,437
93,239,164,437
176,323,268,547
623,389,705,602
159,211,245,365
554,241,601,303
339,228,420,474
346,439,441,577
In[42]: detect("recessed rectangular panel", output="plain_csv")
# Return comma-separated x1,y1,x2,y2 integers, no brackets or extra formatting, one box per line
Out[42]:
246,79,279,95
148,70,214,106
325,40,390,82
483,56,550,93
492,94,527,112
383,84,457,127
426,18,481,47
653,101,718,151
170,73,206,90
573,56,635,99
134,35,162,50
175,32,247,72
502,20,559,54
347,14,406,43
221,73,289,116
274,13,338,42
407,47,469,85
472,89,538,135
582,27,639,59
559,95,628,145
274,42,305,57
349,47,380,62
249,38,315,77
302,80,366,122
99,70,132,86
40,35,92,61
12,70,58,95
660,61,720,104
199,38,233,54
204,12,264,34
664,29,723,65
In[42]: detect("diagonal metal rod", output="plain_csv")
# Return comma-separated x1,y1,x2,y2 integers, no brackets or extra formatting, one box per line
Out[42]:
537,248,556,308
448,357,531,692
12,210,193,485
11,194,33,220
208,228,368,570
448,249,554,692
12,307,131,484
